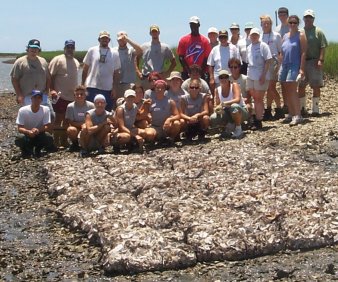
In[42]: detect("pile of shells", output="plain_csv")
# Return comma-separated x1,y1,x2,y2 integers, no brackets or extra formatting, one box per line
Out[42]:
46,129,338,274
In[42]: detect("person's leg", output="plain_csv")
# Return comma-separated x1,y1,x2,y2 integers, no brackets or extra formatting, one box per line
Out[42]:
15,134,34,157
165,120,181,140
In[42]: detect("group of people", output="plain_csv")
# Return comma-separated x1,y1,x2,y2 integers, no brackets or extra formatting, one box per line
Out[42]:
11,7,328,158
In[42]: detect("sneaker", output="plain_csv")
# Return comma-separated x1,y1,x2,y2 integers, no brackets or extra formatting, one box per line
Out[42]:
301,107,309,118
274,107,285,120
251,119,263,131
79,149,89,158
263,108,273,121
289,116,303,127
282,115,292,124
97,147,106,154
232,127,244,139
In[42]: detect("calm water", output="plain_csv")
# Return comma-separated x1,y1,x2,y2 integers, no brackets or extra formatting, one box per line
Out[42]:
0,57,15,92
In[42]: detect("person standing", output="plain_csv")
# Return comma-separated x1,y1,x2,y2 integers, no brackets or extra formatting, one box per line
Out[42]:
260,15,284,121
279,15,307,126
207,29,240,92
49,39,80,147
113,31,143,99
246,28,272,130
298,9,328,117
15,90,55,158
177,16,211,81
82,31,121,111
135,25,176,90
238,22,254,75
207,27,219,49
10,39,54,120
275,7,290,38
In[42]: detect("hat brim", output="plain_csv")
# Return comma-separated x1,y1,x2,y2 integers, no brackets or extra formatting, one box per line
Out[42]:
28,45,41,49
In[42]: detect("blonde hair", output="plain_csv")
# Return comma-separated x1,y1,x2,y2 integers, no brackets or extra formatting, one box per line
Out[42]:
260,15,273,24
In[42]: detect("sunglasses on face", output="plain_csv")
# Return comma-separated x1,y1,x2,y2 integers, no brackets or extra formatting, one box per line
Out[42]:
219,76,229,80
288,21,298,25
190,86,199,89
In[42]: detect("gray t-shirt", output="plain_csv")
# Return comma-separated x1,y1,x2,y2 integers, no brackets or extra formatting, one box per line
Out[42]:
120,103,138,130
86,108,112,125
149,95,172,127
181,93,205,116
141,41,175,76
65,101,95,123
166,88,187,110
182,78,211,95
113,46,137,84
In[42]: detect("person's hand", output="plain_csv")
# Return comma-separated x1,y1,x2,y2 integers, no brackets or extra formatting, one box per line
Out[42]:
16,95,24,104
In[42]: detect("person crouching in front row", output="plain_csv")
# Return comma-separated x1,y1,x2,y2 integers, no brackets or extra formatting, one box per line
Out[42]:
78,94,115,157
15,90,56,158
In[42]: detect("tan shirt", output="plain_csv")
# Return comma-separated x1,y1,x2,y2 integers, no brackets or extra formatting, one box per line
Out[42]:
10,55,49,96
49,54,80,101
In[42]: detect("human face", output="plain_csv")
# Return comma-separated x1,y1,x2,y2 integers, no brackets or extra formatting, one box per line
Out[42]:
125,95,135,106
31,94,42,107
250,33,260,43
74,90,86,102
150,30,159,40
219,75,230,84
261,20,272,32
154,83,166,95
288,18,299,30
189,82,200,97
229,64,240,76
303,16,314,28
169,77,182,90
190,23,200,35
278,12,288,23
94,99,106,114
219,36,228,46
64,45,75,57
208,32,218,43
27,47,40,58
99,36,110,48
134,87,144,103
230,28,240,35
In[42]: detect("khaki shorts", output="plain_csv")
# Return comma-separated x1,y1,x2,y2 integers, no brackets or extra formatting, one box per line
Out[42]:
299,59,324,88
269,59,280,81
247,78,269,91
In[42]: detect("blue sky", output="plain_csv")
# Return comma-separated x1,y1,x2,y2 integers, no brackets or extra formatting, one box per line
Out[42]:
0,0,336,53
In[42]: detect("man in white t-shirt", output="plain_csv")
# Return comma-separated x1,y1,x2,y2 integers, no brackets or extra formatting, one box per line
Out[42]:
82,31,121,111
15,90,55,158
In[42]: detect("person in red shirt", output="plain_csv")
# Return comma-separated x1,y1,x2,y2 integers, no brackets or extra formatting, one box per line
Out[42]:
177,16,211,82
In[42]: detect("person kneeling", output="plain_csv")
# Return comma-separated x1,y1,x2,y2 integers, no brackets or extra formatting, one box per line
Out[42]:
78,94,114,157
15,90,56,158
112,89,147,153
210,70,249,139
180,79,210,141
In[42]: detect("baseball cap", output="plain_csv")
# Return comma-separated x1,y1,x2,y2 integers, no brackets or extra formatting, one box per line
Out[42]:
31,90,43,98
94,94,106,103
27,39,41,50
249,27,261,36
218,70,230,78
150,25,160,32
99,31,110,39
304,9,315,18
124,89,136,98
278,7,289,14
117,31,127,40
208,27,218,34
64,39,75,47
244,22,254,29
230,23,240,29
219,30,229,37
189,16,200,24
167,71,183,81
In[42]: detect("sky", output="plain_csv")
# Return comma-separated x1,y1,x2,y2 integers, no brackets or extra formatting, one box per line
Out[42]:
0,0,336,53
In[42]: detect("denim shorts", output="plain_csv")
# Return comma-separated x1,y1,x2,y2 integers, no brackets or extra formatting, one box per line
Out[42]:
279,64,299,82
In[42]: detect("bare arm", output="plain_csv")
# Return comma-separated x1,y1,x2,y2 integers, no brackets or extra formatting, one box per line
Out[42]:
299,32,308,76
116,107,130,134
81,64,89,85
11,77,24,104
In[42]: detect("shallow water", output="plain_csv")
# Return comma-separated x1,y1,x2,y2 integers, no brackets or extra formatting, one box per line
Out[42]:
0,57,15,92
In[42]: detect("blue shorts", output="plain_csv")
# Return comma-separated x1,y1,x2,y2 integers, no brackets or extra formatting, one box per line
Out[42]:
279,64,299,82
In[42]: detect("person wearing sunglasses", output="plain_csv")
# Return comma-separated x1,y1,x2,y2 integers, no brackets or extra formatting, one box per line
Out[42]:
180,79,210,141
279,15,307,126
210,70,248,139
298,9,328,117
49,40,80,148
65,85,94,151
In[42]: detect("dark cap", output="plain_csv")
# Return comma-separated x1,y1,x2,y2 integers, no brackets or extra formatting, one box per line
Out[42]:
27,39,41,50
219,30,228,37
64,39,75,47
31,90,43,97
278,7,289,14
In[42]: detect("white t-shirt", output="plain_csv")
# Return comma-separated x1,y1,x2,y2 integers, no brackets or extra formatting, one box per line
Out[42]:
260,31,282,58
83,46,121,91
16,105,50,129
247,41,272,81
207,43,240,83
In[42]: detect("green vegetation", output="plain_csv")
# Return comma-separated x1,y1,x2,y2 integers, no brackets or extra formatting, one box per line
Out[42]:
323,42,338,77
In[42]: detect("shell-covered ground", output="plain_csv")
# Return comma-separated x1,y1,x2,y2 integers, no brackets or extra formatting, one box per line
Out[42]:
44,79,338,275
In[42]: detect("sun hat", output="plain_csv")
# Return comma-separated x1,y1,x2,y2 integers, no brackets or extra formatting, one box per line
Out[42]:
219,30,229,37
167,71,183,81
218,70,230,77
149,25,160,32
208,27,218,34
244,22,254,29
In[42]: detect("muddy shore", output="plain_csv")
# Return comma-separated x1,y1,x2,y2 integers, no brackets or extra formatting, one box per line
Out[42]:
0,80,338,281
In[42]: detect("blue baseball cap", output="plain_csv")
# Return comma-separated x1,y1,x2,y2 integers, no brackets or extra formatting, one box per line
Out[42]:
31,90,43,98
64,39,75,47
